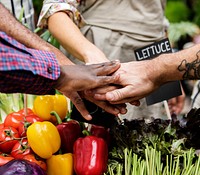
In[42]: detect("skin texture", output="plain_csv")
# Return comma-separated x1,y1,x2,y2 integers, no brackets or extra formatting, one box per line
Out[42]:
0,4,72,66
92,44,200,104
48,12,108,64
0,3,125,120
178,50,200,79
55,61,123,120
47,11,127,116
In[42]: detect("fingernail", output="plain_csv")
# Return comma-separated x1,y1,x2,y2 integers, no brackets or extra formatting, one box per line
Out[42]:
120,108,127,114
85,114,92,120
106,93,115,101
114,108,120,114
114,60,120,63
85,90,92,94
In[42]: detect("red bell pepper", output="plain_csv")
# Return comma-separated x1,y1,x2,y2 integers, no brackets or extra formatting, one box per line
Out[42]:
73,135,108,175
57,120,81,153
89,124,111,147
51,111,82,153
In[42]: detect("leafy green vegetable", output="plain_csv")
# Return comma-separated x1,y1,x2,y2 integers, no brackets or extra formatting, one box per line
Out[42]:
0,93,24,122
106,146,200,175
106,108,200,174
0,93,36,123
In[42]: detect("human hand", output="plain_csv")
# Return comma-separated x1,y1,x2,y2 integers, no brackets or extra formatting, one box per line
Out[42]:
84,47,109,64
55,61,121,120
92,60,162,104
167,86,185,115
81,91,127,115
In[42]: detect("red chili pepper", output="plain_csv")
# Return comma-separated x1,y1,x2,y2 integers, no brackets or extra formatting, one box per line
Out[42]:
73,135,108,175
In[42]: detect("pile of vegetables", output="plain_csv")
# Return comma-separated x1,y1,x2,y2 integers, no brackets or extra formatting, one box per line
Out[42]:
0,94,110,175
2,92,200,175
105,108,200,175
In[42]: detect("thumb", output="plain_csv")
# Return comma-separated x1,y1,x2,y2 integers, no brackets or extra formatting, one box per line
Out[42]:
106,87,132,102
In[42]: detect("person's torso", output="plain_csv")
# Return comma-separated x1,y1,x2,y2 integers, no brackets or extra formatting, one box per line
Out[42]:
79,0,166,40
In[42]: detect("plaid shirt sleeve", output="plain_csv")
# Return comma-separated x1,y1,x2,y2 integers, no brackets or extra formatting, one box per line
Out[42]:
0,31,60,95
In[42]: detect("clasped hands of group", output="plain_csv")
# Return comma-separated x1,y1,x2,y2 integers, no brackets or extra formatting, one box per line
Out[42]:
56,59,154,120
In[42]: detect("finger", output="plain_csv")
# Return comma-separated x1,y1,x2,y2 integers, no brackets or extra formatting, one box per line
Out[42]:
115,103,127,114
87,96,127,114
85,85,118,95
102,103,120,115
168,98,176,106
106,86,137,102
130,100,140,106
86,97,121,115
109,97,140,104
93,60,120,76
89,74,120,89
93,94,107,101
68,92,92,120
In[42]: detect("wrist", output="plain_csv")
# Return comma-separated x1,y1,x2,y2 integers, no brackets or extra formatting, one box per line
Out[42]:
81,45,109,64
54,66,65,90
145,58,165,87
155,53,183,84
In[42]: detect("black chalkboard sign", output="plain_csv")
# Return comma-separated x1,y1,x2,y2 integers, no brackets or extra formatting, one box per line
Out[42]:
135,38,182,105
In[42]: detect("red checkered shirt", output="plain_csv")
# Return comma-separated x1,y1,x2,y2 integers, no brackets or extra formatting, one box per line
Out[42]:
0,31,60,94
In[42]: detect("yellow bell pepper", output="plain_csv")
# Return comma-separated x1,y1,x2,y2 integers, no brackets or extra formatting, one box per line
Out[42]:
27,121,61,159
47,153,73,175
33,94,68,123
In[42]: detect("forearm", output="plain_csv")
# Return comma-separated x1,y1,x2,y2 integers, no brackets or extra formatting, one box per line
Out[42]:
48,12,108,63
0,31,60,94
0,71,57,95
0,3,73,66
156,44,200,83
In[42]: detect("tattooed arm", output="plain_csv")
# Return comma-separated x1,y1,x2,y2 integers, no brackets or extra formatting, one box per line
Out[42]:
90,44,200,104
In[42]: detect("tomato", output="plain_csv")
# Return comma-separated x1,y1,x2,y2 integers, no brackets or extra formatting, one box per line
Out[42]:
4,112,24,130
11,138,32,159
0,153,14,166
18,114,43,137
23,154,47,171
18,108,35,116
4,109,43,135
0,126,20,153
0,123,4,130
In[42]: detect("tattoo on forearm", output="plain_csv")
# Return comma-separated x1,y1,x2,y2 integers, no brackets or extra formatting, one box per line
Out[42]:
178,51,200,79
